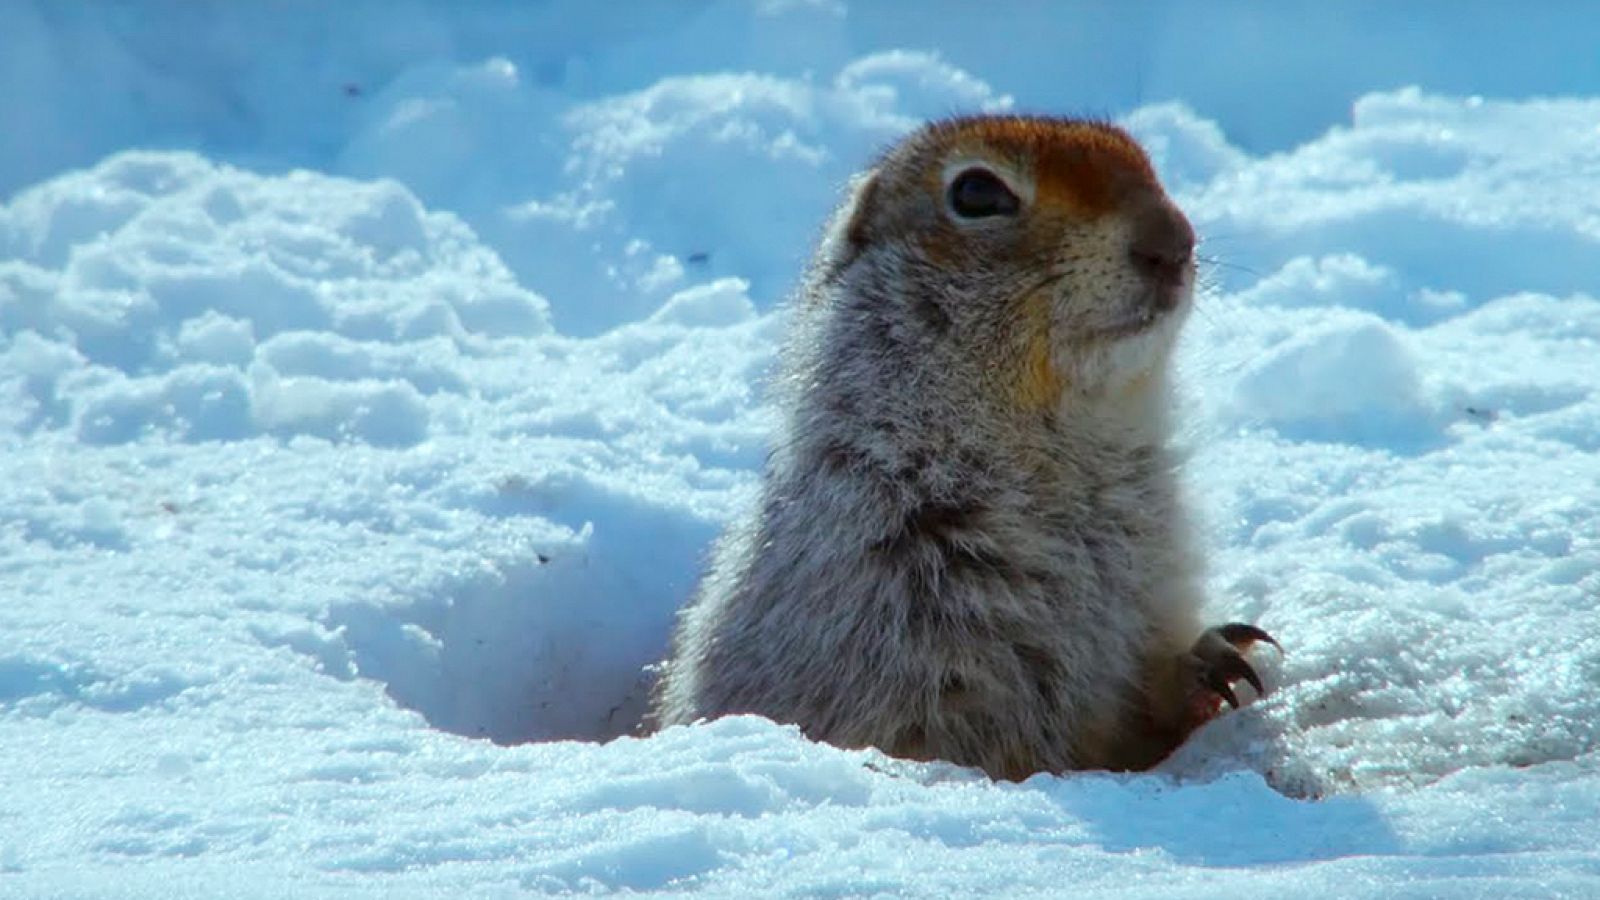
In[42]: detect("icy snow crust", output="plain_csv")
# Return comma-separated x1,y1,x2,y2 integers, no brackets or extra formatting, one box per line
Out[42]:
3,3,1600,897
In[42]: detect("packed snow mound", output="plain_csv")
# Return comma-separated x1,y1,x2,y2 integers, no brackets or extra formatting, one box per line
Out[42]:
362,48,1014,334
1176,89,1600,309
2,5,1600,891
1151,93,1600,797
0,152,553,445
0,150,781,752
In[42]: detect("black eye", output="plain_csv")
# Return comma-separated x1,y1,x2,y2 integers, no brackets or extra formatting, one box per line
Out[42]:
947,168,1020,219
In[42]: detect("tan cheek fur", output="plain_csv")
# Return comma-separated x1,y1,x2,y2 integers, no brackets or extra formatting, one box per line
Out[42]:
1015,288,1065,410
1012,213,1154,407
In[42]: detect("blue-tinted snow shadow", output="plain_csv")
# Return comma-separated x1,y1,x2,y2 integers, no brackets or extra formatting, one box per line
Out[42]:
0,655,196,713
1037,769,1399,866
1030,765,1553,887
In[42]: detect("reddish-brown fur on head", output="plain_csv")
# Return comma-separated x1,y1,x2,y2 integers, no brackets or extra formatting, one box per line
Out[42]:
926,116,1161,218
848,115,1180,266
842,116,1178,273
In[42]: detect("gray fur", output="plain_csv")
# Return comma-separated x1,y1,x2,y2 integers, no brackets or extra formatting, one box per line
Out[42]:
651,117,1215,778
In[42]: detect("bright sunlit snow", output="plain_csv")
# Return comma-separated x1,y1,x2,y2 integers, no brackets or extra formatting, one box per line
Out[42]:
2,2,1598,897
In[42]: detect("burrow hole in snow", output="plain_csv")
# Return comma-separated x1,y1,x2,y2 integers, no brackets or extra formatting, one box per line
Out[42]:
323,491,719,744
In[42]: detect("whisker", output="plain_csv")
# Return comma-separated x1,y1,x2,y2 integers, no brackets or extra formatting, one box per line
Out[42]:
1194,230,1258,245
1196,255,1261,278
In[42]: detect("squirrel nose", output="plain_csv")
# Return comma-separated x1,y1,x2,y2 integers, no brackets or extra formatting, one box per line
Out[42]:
1127,200,1195,283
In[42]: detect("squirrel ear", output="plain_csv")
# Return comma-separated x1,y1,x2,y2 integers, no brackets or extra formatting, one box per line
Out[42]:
842,168,881,251
817,169,881,280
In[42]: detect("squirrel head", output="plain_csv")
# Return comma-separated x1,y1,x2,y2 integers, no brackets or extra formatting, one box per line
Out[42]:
816,116,1195,415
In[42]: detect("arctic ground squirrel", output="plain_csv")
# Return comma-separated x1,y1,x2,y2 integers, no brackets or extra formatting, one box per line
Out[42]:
651,115,1276,778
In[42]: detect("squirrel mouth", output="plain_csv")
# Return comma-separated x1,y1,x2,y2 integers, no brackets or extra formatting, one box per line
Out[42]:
1099,310,1162,341
1096,281,1190,341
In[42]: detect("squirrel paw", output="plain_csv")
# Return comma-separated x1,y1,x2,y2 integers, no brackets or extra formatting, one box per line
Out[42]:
1185,623,1281,723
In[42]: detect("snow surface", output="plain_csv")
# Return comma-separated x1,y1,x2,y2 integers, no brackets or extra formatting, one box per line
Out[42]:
2,2,1599,897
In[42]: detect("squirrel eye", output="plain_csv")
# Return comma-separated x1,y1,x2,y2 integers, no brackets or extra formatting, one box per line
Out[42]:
947,168,1021,219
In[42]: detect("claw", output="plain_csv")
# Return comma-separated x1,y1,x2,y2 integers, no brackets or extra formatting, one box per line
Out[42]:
1216,622,1281,654
1207,651,1263,706
1208,673,1241,710
1190,622,1278,712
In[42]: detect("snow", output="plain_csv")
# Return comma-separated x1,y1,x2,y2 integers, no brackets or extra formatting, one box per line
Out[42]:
2,1,1598,896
